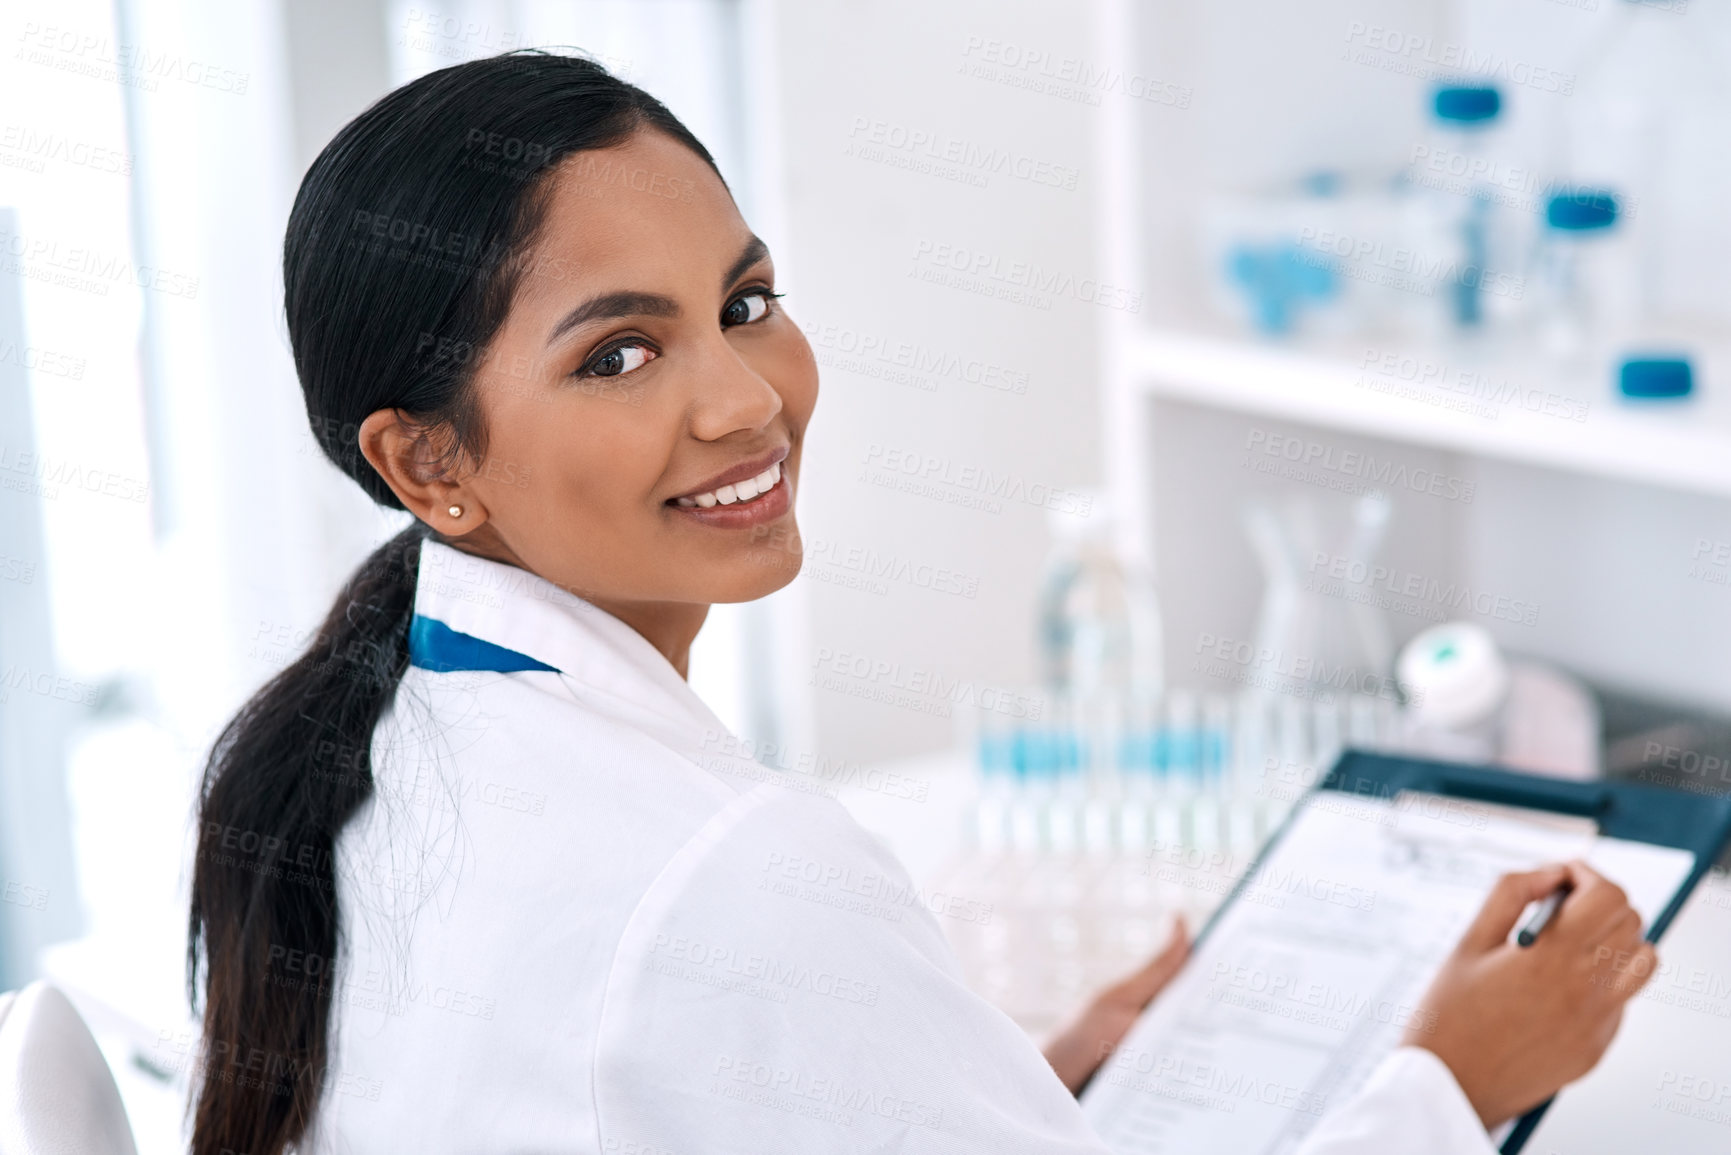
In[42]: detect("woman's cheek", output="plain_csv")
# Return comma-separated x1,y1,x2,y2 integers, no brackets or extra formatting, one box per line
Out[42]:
774,329,821,421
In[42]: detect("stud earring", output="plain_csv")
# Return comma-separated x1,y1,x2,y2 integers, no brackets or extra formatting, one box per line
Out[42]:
447,504,464,519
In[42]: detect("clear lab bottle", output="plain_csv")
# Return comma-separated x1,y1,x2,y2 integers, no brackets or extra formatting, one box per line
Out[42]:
1540,0,1731,366
1400,83,1509,343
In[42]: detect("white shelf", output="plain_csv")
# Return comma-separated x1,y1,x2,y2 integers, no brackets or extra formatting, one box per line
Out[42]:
1128,329,1731,501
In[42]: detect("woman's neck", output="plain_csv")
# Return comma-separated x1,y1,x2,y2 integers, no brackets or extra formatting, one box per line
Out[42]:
588,597,709,680
444,531,708,679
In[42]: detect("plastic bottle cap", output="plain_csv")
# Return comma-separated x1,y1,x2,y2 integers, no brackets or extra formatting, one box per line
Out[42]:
1396,622,1510,731
1433,85,1501,125
1618,357,1693,399
1546,191,1619,232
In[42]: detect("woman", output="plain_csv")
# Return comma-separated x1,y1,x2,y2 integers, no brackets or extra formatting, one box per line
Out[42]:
189,53,1655,1155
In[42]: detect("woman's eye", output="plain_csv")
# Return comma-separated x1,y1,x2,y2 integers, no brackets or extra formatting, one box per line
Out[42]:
587,342,654,377
722,291,774,327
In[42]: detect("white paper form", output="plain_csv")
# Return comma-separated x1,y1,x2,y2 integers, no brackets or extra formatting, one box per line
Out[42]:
1079,791,1697,1155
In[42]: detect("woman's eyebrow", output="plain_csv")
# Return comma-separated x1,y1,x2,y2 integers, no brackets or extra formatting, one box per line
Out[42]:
722,235,770,291
546,290,679,347
544,236,771,348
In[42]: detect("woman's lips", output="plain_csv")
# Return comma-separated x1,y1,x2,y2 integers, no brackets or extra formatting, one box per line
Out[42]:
668,446,790,504
666,466,791,528
672,460,782,509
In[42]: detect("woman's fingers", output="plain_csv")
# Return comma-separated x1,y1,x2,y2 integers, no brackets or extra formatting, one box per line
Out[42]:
1550,862,1638,945
1101,917,1191,1011
1041,916,1193,1096
1457,864,1572,953
1410,860,1655,1128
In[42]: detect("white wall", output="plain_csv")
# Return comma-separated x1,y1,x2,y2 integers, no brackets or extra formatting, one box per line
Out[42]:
768,0,1116,764
1465,462,1731,713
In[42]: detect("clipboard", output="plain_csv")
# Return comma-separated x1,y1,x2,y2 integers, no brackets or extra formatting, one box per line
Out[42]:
1312,751,1731,1153
1080,748,1731,1155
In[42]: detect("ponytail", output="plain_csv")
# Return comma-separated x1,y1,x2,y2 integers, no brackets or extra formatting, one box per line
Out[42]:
188,523,425,1154
187,50,720,1152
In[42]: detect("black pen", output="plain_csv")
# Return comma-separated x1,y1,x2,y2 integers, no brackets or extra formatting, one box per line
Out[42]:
1515,884,1570,947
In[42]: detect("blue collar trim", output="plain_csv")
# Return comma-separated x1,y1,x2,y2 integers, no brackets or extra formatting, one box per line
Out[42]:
408,614,560,675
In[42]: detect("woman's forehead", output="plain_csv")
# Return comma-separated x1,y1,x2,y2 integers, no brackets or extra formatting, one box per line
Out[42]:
528,132,749,285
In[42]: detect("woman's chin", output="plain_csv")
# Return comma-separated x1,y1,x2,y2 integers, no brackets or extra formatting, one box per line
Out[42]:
707,544,804,604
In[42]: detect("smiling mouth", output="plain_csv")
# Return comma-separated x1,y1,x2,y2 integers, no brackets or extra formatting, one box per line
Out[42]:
670,460,784,509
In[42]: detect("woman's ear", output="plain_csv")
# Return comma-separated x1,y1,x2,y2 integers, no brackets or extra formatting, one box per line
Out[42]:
356,408,487,535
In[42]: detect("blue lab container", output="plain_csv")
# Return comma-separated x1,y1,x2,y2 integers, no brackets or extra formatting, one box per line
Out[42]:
1618,357,1693,399
1545,191,1619,233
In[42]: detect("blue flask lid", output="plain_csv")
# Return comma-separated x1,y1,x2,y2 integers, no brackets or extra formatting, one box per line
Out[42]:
1546,190,1619,231
1433,85,1501,124
1618,357,1693,399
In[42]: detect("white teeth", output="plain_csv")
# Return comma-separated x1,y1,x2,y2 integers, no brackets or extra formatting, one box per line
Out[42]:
675,460,784,510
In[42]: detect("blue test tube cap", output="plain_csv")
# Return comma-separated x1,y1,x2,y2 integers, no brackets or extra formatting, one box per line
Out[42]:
1202,728,1227,776
1020,727,1062,778
1063,728,1086,775
1117,728,1151,773
1546,190,1619,232
976,731,1008,775
1012,728,1038,777
1168,729,1200,777
1618,357,1693,399
1433,84,1501,125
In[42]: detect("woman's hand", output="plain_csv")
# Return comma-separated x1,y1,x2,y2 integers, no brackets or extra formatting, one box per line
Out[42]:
1043,918,1190,1094
1404,860,1657,1129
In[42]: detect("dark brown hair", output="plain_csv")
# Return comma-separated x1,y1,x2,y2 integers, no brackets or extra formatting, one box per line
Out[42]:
187,51,718,1154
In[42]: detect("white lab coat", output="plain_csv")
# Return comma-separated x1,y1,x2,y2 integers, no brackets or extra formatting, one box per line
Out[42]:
310,540,1496,1154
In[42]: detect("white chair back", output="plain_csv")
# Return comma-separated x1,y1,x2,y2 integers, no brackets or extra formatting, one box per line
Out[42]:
0,981,138,1155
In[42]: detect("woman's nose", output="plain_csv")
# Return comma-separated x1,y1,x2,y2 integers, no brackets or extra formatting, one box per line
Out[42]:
686,335,784,441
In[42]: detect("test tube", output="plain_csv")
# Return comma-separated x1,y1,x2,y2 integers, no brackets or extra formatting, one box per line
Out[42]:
1155,690,1197,851
1190,693,1232,853
1227,692,1267,857
1115,691,1159,852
